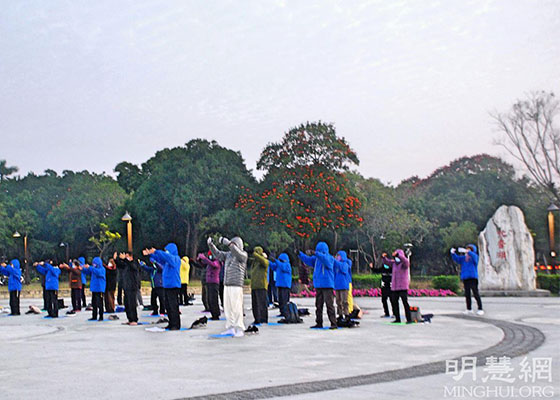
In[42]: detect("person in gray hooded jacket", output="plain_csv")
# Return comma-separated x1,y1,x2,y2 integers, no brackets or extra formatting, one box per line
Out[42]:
208,236,247,337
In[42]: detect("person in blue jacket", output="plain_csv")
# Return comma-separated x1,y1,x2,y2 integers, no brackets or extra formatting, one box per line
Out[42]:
78,257,88,307
144,243,181,330
334,250,352,322
140,259,166,316
451,244,484,315
35,261,61,318
299,242,337,329
83,257,106,321
0,259,22,315
269,253,292,318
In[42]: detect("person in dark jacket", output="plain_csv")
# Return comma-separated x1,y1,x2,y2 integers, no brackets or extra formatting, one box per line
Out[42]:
83,257,106,321
371,259,394,318
145,243,182,330
197,251,221,320
78,257,88,307
0,259,22,315
60,260,83,314
299,242,337,330
269,253,292,318
35,261,61,318
334,250,352,321
382,250,412,324
451,244,484,315
140,259,166,316
249,246,269,325
104,258,117,313
114,251,141,325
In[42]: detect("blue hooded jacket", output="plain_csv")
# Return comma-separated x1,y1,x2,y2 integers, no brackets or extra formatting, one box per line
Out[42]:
452,244,479,280
270,253,292,289
151,243,181,289
83,257,106,293
78,257,87,285
0,259,22,291
298,242,335,289
334,250,352,290
140,260,164,288
36,262,61,290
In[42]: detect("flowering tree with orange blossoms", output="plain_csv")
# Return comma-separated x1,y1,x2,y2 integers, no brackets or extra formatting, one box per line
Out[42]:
237,122,363,245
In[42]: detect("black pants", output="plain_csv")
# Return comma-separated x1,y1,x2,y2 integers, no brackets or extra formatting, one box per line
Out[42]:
151,287,166,315
136,289,144,306
463,279,483,310
42,286,48,310
117,284,124,305
315,288,337,327
46,290,59,318
201,281,209,311
219,282,224,307
71,288,82,311
9,290,20,315
92,292,104,320
277,287,290,317
207,283,220,320
179,283,188,305
124,289,138,323
165,287,181,329
381,286,392,316
251,288,268,324
268,280,278,304
391,290,411,323
81,286,87,307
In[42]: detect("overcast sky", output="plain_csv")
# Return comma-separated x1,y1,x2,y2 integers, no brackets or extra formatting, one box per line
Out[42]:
1,0,559,184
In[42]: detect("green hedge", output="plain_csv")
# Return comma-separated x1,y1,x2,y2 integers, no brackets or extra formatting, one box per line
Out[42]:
352,274,382,289
537,274,559,293
431,275,460,293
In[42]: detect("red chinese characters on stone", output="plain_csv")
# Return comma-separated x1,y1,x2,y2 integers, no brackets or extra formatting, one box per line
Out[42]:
496,229,507,260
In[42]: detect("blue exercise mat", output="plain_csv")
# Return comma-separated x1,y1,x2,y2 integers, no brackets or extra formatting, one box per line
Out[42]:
208,317,226,321
166,327,191,331
144,314,165,318
267,322,283,326
137,322,151,325
43,316,66,319
87,319,110,322
209,333,234,339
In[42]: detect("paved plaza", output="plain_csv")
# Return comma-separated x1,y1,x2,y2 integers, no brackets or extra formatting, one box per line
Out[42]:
0,295,558,399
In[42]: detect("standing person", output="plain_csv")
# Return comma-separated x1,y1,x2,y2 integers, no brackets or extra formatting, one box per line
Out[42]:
208,236,248,337
267,262,278,307
218,258,225,309
0,259,22,316
451,244,484,315
35,261,61,318
269,253,292,318
334,251,352,323
78,257,88,308
104,258,117,313
114,252,141,326
382,250,412,324
299,242,338,330
249,246,269,325
83,257,106,321
117,263,125,306
371,259,394,318
197,251,221,320
59,260,83,314
140,260,166,316
179,256,190,306
144,243,181,330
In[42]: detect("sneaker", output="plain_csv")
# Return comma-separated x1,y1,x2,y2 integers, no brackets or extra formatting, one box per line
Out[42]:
329,325,338,330
380,315,391,318
406,321,415,324
391,320,402,324
245,325,259,334
88,318,96,321
234,329,244,337
66,310,76,315
310,324,323,329
220,328,236,336
463,310,474,315
476,310,485,316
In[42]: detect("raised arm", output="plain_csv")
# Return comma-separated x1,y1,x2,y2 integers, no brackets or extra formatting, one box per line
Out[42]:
208,242,227,263
298,251,315,267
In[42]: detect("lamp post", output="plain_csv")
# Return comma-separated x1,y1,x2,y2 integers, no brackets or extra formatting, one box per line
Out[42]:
121,211,133,253
547,203,559,258
13,231,29,283
59,242,69,262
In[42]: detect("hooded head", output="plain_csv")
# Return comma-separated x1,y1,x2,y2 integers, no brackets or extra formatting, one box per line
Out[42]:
253,246,264,255
315,241,329,255
10,259,20,269
231,237,244,250
78,257,85,266
164,243,178,256
207,250,214,260
336,250,348,261
467,244,478,254
278,253,290,263
92,257,103,268
181,256,189,262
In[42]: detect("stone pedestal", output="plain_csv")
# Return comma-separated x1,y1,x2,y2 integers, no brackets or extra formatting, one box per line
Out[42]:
478,205,538,292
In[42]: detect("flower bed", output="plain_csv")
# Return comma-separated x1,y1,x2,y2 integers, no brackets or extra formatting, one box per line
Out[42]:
292,288,457,298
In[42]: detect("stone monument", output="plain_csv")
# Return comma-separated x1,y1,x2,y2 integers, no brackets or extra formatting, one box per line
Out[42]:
478,205,543,294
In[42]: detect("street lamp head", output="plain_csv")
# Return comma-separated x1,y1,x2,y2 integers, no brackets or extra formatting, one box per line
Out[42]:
121,211,132,222
59,242,66,248
12,231,21,238
547,203,560,212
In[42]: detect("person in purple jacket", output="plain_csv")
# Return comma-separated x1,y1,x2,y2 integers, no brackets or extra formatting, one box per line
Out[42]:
197,251,222,320
382,249,412,324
